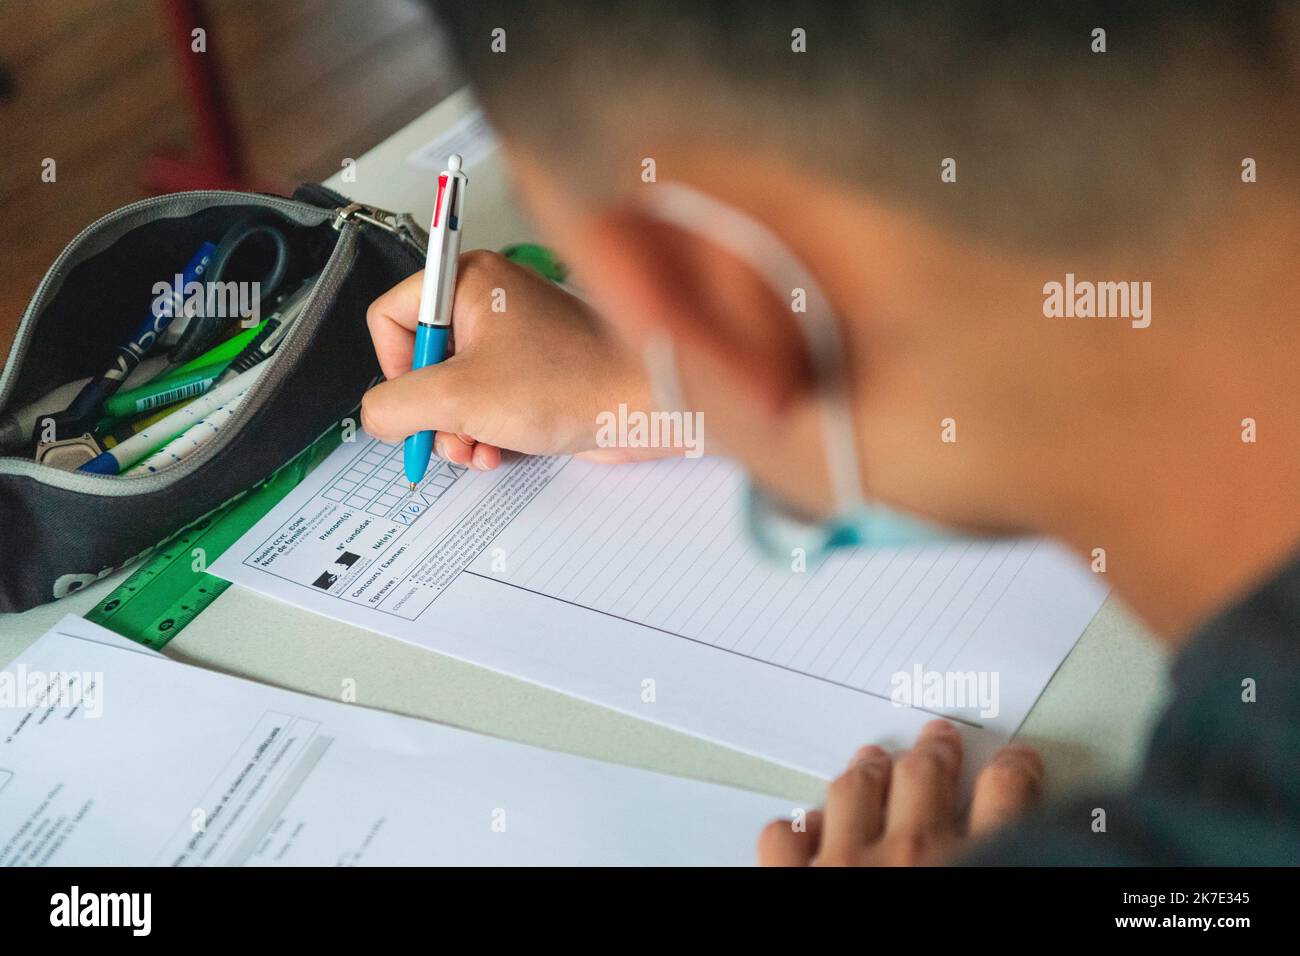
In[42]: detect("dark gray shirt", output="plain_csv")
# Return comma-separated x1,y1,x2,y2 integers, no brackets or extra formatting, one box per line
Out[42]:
967,554,1300,865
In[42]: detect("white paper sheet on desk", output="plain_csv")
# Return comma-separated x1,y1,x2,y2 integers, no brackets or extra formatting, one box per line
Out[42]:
0,615,792,865
212,441,1109,780
406,107,499,170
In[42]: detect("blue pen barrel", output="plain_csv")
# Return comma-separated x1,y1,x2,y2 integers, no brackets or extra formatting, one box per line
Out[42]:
402,324,451,485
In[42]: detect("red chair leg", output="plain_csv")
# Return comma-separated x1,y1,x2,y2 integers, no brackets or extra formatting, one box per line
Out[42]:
145,0,255,191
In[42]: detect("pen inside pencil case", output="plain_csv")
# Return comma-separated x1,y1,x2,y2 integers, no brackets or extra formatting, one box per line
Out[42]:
2,197,342,471
124,387,255,476
99,275,317,428
96,274,320,476
79,360,273,476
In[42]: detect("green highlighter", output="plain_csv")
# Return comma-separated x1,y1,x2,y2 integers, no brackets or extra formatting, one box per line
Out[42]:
172,318,268,375
98,320,269,422
102,362,227,419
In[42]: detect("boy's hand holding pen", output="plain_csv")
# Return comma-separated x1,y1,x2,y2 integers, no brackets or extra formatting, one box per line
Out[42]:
361,245,662,472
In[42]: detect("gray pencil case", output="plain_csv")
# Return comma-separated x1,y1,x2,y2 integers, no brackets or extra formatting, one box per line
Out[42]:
0,184,426,612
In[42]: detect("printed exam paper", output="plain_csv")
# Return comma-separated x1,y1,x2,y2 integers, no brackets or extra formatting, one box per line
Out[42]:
0,616,790,865
212,441,1109,779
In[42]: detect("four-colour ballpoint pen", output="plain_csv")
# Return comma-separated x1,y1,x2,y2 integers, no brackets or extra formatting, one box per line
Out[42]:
404,152,467,489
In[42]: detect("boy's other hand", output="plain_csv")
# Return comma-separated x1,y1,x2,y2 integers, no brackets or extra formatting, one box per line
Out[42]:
362,250,659,470
757,720,1044,866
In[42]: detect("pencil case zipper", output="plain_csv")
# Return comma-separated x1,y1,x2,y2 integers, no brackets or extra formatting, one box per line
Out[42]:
0,191,424,496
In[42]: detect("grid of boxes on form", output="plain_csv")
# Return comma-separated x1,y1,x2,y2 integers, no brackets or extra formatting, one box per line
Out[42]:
321,442,466,525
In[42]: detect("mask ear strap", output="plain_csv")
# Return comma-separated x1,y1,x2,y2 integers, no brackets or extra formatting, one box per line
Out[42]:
641,182,868,512
818,375,867,512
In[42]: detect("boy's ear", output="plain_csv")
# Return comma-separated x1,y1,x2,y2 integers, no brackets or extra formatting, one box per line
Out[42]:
576,206,813,414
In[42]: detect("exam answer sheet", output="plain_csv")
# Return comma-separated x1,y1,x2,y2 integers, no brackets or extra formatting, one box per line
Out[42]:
0,616,791,865
212,441,1109,779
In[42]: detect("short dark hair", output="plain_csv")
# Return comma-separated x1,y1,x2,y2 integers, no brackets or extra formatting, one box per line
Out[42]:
432,1,1298,246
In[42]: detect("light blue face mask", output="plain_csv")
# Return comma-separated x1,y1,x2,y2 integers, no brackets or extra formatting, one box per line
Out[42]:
639,183,963,563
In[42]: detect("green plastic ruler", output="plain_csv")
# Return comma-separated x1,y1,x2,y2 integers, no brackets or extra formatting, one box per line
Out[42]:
85,426,343,649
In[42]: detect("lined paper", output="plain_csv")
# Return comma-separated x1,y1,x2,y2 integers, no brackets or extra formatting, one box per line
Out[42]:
472,456,1046,705
215,443,1108,779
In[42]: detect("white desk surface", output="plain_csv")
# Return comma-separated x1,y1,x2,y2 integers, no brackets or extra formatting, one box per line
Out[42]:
0,89,1170,809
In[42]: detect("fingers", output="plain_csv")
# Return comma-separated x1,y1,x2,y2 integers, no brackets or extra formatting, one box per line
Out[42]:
366,251,521,383
470,442,502,471
967,743,1044,838
366,270,426,381
884,719,963,840
362,368,504,472
435,433,503,471
436,433,472,466
757,810,823,866
360,361,472,444
816,745,891,864
770,725,1033,868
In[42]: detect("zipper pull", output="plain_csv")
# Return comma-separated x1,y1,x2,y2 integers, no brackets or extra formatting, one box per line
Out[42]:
332,203,424,253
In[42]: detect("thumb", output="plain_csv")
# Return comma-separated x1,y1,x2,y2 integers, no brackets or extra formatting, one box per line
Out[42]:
360,360,473,444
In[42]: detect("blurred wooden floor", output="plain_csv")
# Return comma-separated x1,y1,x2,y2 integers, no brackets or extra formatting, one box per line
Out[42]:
0,0,457,351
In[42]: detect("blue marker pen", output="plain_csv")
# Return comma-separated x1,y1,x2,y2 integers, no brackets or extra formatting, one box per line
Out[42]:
404,152,467,487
